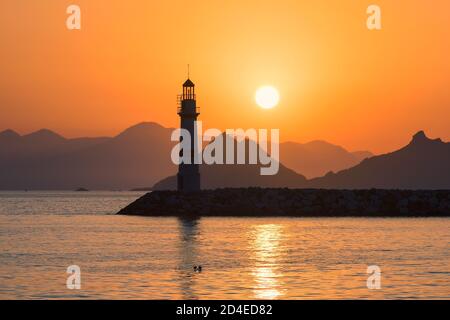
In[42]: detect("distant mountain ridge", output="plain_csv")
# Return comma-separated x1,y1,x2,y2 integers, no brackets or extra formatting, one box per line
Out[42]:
152,133,308,190
152,130,449,190
308,131,450,189
0,123,447,190
0,123,177,190
279,140,372,179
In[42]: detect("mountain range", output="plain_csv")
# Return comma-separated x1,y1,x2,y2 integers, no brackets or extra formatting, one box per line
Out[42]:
308,131,450,189
279,141,372,179
0,122,448,190
152,133,309,190
0,123,176,190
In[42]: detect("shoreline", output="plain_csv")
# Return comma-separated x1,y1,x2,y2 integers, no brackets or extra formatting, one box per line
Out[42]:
117,188,450,217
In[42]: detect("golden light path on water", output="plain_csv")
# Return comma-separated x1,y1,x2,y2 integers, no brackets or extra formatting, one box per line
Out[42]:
251,224,285,299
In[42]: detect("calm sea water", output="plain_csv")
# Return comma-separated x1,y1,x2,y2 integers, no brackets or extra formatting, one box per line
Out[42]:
0,191,449,299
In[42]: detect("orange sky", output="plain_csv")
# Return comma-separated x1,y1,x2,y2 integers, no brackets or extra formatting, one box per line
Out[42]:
0,0,449,153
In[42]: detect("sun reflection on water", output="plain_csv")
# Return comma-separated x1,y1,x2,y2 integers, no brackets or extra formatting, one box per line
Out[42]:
250,224,286,299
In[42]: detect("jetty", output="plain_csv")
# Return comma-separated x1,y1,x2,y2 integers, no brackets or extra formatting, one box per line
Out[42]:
117,188,450,217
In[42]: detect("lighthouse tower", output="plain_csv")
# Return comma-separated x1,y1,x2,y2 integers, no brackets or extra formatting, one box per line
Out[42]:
177,77,201,192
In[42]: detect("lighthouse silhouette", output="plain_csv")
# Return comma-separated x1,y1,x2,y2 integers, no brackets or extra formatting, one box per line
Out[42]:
177,75,201,192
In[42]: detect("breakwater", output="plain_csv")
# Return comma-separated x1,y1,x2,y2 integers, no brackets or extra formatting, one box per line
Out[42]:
118,188,450,217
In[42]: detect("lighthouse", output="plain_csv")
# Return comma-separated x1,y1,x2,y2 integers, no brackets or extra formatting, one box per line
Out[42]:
177,77,201,192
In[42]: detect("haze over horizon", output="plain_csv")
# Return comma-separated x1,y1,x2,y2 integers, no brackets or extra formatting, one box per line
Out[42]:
1,0,449,154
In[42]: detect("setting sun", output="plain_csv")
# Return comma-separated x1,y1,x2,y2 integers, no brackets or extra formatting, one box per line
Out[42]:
255,86,280,109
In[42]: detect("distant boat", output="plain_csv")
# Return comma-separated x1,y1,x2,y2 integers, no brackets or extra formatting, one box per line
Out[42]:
75,187,89,192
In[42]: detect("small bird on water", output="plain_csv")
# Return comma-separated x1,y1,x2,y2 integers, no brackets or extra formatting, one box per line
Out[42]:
193,265,202,272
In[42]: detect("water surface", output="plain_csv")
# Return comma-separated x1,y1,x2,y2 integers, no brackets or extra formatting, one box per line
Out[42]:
0,191,449,299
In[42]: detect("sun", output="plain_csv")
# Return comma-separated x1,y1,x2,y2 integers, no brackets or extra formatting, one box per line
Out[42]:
255,86,280,109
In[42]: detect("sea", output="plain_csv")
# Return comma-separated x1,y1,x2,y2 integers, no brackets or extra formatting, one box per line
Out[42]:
0,191,449,299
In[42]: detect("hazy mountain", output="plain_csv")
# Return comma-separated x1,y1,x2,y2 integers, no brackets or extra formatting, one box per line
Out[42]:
1,123,447,190
0,123,177,190
0,122,369,190
352,150,373,161
0,128,108,159
152,134,308,190
279,141,373,178
308,131,450,189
